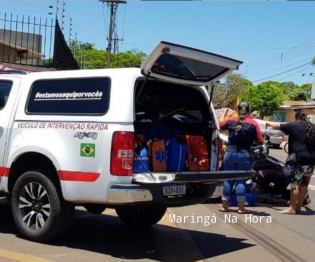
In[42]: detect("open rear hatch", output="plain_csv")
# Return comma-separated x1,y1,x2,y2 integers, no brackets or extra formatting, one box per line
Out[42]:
141,41,243,88
136,41,253,183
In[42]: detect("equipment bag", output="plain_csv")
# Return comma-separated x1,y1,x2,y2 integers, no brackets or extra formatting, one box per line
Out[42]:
149,139,167,172
166,139,188,172
133,134,150,172
186,135,209,171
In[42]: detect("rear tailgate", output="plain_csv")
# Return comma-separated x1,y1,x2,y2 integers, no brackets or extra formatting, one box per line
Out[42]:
173,170,255,182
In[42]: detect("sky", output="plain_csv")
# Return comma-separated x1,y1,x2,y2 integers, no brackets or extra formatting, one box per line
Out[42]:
1,0,315,86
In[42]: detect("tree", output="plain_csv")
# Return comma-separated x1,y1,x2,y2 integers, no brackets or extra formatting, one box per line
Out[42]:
280,81,298,96
312,57,315,65
111,50,147,68
287,83,312,101
69,40,146,69
69,40,94,55
43,58,53,67
240,81,285,118
212,73,252,108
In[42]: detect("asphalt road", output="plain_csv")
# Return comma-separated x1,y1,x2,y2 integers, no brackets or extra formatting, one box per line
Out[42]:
0,145,314,262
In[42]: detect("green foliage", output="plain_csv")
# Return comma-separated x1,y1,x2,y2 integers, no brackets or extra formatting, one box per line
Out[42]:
212,73,252,108
69,40,94,54
312,57,315,65
68,40,146,69
287,83,312,101
111,50,147,68
240,81,285,117
78,49,107,69
279,81,298,95
43,58,53,67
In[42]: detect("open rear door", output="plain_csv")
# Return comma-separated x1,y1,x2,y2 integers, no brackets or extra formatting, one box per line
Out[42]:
141,41,243,86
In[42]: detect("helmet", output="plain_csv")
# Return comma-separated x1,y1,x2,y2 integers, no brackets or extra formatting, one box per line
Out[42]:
250,143,269,161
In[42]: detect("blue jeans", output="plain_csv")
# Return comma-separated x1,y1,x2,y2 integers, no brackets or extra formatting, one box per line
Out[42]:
222,149,253,202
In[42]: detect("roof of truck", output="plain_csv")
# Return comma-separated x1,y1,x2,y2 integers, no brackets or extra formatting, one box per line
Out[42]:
0,67,143,81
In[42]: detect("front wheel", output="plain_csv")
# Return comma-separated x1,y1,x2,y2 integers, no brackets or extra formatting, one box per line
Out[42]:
11,170,75,242
115,205,166,228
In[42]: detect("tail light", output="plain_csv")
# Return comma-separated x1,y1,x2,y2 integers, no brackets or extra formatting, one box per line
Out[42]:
110,131,135,176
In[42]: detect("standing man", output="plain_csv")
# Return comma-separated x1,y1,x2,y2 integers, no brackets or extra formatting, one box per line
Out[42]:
267,110,315,214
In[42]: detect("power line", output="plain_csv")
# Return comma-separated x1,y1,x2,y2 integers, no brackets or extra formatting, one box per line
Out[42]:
240,41,315,75
241,38,315,69
275,64,314,83
243,46,315,76
249,56,314,79
252,62,311,83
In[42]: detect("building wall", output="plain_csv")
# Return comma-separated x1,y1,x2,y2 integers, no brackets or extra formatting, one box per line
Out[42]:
270,108,315,122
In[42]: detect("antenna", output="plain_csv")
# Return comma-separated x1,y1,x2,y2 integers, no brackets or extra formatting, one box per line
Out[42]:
99,0,126,68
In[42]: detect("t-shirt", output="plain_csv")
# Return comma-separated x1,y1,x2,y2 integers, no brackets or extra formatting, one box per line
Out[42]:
220,115,263,152
280,121,315,165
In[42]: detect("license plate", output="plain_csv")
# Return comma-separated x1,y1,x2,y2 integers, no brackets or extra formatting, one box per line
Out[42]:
162,183,186,196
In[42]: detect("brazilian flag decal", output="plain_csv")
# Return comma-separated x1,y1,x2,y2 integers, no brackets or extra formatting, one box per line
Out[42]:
80,143,95,157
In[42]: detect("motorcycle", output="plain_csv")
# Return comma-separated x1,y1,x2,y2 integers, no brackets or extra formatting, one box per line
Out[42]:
216,133,311,206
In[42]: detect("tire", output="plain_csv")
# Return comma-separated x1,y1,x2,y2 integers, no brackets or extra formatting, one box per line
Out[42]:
84,204,106,214
284,142,289,153
11,170,75,242
116,205,166,228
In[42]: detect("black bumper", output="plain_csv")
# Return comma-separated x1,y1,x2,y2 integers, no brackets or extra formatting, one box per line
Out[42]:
173,169,255,182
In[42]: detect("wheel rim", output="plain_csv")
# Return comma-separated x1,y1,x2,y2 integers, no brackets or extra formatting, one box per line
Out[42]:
18,182,51,230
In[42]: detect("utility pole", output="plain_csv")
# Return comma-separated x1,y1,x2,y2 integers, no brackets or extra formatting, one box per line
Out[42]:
99,0,126,68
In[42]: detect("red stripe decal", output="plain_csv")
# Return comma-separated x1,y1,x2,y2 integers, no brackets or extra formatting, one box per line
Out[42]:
58,170,100,182
0,167,10,177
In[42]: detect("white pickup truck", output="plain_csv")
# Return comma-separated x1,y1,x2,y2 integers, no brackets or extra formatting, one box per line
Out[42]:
0,41,253,242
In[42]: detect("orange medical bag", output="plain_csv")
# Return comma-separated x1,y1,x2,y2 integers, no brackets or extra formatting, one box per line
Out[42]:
186,135,209,171
148,139,167,172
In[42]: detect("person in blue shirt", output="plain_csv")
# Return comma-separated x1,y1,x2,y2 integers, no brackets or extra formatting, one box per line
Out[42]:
219,102,263,214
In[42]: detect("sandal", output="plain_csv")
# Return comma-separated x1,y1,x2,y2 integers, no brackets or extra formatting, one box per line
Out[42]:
219,207,229,212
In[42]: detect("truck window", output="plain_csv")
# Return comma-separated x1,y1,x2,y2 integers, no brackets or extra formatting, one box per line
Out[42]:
0,81,13,110
26,77,110,115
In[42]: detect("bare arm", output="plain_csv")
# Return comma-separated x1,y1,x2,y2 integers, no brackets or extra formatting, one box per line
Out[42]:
266,122,281,130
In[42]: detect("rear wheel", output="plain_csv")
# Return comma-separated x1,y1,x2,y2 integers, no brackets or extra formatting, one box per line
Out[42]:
11,170,75,242
116,205,166,228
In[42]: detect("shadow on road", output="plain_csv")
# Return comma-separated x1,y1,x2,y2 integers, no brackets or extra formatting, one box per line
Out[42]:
299,206,315,216
0,204,17,234
186,230,253,260
0,206,255,262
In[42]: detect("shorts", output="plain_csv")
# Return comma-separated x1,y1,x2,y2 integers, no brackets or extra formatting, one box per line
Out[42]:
289,164,314,188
